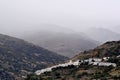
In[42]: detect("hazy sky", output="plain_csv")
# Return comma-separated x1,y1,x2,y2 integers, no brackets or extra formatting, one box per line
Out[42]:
0,0,120,37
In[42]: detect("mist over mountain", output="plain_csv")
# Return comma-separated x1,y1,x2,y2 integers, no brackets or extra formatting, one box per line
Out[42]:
22,24,99,57
85,27,120,43
110,26,120,34
1,0,120,80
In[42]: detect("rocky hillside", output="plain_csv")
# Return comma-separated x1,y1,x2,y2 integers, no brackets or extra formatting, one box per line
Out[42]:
0,34,67,80
25,41,120,80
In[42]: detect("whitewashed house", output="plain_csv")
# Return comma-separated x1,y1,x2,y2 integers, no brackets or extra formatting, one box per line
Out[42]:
84,58,102,62
103,57,110,61
98,62,116,67
35,67,52,75
117,55,120,58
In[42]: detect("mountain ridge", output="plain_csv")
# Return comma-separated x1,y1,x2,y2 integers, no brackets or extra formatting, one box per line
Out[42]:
22,24,99,57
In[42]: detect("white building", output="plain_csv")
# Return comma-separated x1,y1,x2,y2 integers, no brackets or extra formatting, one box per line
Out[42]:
103,57,110,61
98,62,116,67
35,67,52,75
85,58,102,62
117,55,120,58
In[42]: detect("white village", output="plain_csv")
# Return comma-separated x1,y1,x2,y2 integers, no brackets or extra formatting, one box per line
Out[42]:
35,55,120,75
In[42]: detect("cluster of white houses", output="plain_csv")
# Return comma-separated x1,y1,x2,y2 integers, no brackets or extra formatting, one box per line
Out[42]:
35,60,80,75
35,56,119,75
84,58,116,67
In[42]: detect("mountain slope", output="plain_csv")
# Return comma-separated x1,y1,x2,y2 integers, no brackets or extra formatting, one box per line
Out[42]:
26,40,120,80
85,27,120,42
22,24,99,57
0,34,67,80
72,40,120,60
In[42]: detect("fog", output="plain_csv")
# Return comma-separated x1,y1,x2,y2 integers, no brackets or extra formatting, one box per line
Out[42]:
0,0,120,37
